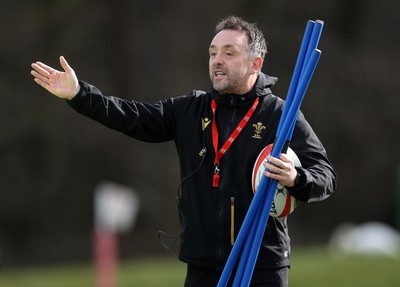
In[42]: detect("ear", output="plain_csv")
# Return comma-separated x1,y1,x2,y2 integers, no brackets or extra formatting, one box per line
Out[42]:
251,57,263,75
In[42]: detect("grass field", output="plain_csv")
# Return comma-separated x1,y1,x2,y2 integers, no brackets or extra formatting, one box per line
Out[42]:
0,247,399,287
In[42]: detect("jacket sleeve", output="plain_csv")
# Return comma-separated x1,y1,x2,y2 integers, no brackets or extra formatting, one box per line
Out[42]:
288,111,337,203
67,80,177,142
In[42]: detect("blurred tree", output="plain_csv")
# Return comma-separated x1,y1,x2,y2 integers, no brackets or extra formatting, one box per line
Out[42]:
0,0,398,266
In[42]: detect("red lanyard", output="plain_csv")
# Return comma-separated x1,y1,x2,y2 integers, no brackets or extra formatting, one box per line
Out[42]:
211,97,259,187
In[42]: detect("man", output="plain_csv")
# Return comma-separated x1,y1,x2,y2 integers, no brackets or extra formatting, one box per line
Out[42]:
31,16,336,287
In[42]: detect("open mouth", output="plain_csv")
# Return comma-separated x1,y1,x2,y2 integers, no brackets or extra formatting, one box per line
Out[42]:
214,70,227,78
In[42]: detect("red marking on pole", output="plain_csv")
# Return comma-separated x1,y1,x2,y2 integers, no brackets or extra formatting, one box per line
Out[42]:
94,230,118,287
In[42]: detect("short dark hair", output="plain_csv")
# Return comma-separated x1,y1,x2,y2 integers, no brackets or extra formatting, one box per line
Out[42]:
215,15,268,59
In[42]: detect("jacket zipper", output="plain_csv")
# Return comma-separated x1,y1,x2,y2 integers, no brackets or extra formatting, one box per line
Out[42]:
230,196,235,246
217,102,238,261
226,99,237,246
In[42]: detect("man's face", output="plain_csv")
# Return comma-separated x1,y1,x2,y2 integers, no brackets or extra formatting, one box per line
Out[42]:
209,29,255,95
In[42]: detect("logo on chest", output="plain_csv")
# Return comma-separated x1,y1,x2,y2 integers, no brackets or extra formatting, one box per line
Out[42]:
202,117,211,131
252,122,266,139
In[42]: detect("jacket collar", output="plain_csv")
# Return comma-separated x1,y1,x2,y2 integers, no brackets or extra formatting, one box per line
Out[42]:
210,72,278,106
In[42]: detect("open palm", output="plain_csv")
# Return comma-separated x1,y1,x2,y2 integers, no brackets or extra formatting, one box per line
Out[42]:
31,56,80,100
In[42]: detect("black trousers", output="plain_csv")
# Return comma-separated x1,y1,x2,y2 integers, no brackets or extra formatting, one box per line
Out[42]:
184,264,289,287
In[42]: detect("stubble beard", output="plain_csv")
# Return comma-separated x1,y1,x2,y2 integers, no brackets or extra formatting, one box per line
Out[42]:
211,72,240,95
212,74,248,95
212,79,230,94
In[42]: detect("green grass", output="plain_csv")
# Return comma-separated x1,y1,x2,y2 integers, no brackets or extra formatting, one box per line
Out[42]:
0,247,399,287
290,247,400,287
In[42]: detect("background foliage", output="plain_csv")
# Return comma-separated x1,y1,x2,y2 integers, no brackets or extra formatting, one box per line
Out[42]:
0,0,399,267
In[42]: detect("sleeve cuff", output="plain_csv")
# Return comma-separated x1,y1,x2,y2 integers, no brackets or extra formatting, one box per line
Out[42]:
66,81,85,108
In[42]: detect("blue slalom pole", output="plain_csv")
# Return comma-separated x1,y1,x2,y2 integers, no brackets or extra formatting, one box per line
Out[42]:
286,20,323,142
238,49,322,287
286,19,322,142
232,201,263,287
277,20,324,139
234,49,322,287
299,20,324,81
276,20,315,137
217,20,324,287
217,175,271,286
231,22,322,287
217,27,312,287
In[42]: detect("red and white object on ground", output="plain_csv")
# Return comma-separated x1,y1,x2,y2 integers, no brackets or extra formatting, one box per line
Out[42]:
94,230,118,287
251,144,301,217
94,181,140,287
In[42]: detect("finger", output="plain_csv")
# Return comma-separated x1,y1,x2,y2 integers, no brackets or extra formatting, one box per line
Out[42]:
59,56,73,72
31,63,51,77
33,61,57,74
33,77,51,91
266,155,280,166
279,153,293,163
263,160,283,175
263,170,283,181
264,169,290,187
31,70,51,84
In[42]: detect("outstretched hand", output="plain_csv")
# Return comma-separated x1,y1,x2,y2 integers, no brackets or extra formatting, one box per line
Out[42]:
31,56,80,100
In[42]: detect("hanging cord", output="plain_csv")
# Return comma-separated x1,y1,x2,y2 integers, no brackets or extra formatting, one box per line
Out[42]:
157,147,207,250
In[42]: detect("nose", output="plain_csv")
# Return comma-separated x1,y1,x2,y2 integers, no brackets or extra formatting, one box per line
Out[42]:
210,52,224,66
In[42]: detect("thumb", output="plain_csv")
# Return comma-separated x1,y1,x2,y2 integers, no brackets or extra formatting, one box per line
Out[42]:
59,55,73,72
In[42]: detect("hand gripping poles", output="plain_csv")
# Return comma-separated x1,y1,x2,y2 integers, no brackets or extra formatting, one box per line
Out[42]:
217,19,324,287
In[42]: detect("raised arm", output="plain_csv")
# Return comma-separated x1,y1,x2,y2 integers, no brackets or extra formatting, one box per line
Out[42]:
31,56,80,100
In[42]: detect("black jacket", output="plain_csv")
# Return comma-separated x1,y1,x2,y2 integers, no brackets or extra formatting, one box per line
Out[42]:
67,73,336,269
